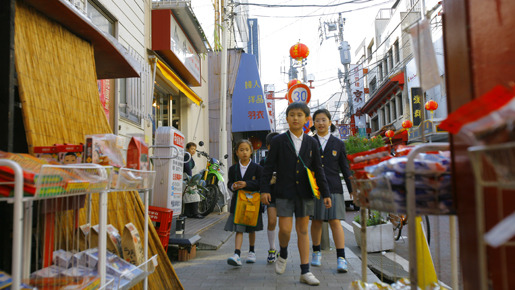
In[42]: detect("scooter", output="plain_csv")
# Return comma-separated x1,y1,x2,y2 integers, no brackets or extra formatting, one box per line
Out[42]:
195,141,229,216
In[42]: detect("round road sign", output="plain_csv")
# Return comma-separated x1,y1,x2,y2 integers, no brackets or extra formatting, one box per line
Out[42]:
287,83,311,104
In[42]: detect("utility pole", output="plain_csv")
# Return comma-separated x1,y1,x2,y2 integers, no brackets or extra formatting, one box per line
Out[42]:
219,0,229,190
336,13,353,130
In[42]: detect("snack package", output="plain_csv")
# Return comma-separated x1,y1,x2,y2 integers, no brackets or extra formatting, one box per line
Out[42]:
52,249,73,269
78,224,90,251
127,137,149,170
33,146,59,163
122,223,145,266
440,85,515,145
84,134,125,187
84,248,143,281
55,143,83,165
31,265,63,279
90,224,123,257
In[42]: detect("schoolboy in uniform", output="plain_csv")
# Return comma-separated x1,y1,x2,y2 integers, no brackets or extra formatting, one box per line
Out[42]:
260,102,331,286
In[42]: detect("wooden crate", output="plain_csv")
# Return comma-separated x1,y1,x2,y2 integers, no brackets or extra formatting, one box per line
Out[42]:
178,245,197,262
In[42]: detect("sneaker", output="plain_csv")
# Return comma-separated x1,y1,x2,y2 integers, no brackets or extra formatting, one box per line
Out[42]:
311,251,322,267
267,250,277,263
227,253,242,266
246,251,256,263
275,256,287,274
300,272,320,286
337,257,348,273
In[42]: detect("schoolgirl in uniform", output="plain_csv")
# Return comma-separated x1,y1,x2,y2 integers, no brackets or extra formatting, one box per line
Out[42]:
224,139,264,266
309,109,353,273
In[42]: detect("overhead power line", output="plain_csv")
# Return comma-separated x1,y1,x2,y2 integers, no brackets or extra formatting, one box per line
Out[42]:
250,0,393,18
237,0,380,8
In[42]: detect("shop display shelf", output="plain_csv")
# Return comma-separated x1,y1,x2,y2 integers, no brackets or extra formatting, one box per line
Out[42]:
468,141,515,290
114,255,158,290
354,143,459,290
0,159,156,290
112,167,156,191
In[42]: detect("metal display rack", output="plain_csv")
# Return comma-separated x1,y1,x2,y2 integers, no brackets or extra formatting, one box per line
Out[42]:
351,143,459,290
468,141,515,290
0,160,157,290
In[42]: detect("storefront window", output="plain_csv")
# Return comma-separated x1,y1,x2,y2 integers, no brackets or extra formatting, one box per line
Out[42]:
86,1,115,36
154,86,170,131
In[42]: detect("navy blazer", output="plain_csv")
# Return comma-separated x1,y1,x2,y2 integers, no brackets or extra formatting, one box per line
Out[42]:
228,161,263,213
314,134,353,193
260,132,330,200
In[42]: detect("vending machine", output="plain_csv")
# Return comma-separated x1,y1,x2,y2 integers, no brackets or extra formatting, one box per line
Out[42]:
151,126,184,217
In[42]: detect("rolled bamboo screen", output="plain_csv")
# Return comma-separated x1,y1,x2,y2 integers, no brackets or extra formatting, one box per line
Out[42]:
14,1,183,289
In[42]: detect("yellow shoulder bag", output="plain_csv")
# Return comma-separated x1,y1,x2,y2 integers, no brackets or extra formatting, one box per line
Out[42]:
234,190,261,227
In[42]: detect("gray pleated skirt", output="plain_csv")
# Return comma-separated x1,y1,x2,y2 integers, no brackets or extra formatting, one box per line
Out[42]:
224,212,264,233
312,193,346,221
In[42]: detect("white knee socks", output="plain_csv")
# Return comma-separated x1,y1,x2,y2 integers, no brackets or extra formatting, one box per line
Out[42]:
267,229,276,250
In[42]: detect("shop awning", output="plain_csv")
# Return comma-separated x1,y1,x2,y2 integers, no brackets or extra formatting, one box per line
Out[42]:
156,59,203,106
362,72,405,114
24,0,140,79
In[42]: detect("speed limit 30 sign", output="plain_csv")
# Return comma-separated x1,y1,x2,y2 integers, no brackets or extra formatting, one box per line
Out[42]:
287,83,311,104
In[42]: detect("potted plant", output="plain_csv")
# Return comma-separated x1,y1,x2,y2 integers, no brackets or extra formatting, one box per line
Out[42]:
352,210,394,252
344,135,386,156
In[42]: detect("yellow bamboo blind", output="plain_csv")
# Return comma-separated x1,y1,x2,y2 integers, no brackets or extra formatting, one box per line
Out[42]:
14,1,183,289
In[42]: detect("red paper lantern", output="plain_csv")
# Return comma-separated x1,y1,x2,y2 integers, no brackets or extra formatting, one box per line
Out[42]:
290,43,309,61
385,129,395,145
288,79,301,89
248,136,262,150
402,120,413,129
425,100,438,112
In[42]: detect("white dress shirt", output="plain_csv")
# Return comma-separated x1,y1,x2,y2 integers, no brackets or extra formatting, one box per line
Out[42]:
289,130,303,156
318,133,330,151
239,160,249,178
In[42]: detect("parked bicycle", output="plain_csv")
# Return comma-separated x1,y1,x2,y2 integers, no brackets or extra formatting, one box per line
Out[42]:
388,213,431,246
193,141,228,216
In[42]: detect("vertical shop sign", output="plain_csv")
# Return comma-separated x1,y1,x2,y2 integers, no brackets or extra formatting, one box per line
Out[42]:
350,64,366,136
411,87,423,126
232,53,271,132
97,79,110,120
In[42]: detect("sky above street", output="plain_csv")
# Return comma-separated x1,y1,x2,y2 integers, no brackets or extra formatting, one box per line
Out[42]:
192,0,397,123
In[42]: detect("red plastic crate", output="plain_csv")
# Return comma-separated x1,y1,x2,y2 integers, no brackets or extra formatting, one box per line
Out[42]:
149,206,173,234
158,232,171,252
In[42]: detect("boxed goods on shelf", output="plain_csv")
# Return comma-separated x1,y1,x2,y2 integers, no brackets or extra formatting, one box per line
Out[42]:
84,134,125,187
122,223,144,266
90,224,123,258
55,143,83,165
127,137,149,170
33,146,59,163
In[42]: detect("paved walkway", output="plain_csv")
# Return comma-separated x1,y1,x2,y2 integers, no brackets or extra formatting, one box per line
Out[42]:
172,213,379,289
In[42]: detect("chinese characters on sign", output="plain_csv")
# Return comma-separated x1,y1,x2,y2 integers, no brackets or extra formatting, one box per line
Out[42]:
411,87,423,126
232,53,272,132
350,64,366,136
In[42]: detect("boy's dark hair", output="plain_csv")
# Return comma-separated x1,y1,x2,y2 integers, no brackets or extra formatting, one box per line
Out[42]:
286,102,310,117
186,142,197,150
65,152,77,157
311,109,337,133
265,132,280,146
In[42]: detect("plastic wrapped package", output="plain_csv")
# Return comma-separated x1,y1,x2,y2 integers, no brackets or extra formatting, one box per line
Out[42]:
52,249,73,269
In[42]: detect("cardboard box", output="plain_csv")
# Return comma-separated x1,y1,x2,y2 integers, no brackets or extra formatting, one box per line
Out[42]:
178,245,196,262
33,146,59,163
55,143,83,164
127,137,149,170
